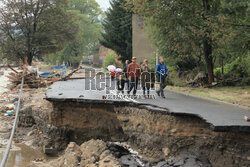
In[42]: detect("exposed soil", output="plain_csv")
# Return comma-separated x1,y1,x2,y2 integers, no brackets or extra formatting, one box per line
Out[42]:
1,87,250,167
115,106,250,167
0,88,49,166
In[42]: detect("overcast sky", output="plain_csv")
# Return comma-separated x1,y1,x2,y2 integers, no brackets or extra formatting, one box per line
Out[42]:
96,0,111,11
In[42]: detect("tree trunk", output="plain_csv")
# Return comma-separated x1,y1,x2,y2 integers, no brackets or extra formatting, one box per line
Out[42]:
26,33,33,65
221,58,224,75
203,0,214,84
204,40,214,84
27,52,33,66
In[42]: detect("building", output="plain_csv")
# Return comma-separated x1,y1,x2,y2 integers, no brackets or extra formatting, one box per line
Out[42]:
132,15,156,64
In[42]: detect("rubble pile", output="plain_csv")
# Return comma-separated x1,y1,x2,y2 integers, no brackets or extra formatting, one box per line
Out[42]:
7,72,47,90
28,140,212,167
6,65,80,90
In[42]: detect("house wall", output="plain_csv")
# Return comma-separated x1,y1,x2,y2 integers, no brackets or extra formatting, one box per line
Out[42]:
132,15,156,64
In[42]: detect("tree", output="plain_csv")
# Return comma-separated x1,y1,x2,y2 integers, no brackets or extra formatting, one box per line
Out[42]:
101,0,132,63
62,0,102,64
103,50,116,68
0,0,79,65
0,47,4,63
125,0,249,84
45,0,103,65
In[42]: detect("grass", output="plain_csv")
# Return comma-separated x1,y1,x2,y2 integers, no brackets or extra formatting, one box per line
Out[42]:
167,85,250,108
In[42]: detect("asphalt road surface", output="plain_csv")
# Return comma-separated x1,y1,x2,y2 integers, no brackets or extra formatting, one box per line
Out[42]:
46,78,250,132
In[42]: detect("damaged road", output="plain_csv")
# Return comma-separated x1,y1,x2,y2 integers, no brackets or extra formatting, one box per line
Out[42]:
37,98,249,167
1,69,250,167
40,76,250,167
46,78,250,132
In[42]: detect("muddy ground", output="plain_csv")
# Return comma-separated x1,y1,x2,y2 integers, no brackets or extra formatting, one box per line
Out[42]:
0,80,249,166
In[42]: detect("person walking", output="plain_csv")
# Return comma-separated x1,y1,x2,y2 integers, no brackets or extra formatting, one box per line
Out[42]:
141,59,153,98
123,60,129,90
156,56,168,98
117,74,125,94
127,57,141,96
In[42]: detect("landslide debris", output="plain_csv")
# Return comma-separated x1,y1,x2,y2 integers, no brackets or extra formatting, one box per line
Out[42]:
28,140,212,167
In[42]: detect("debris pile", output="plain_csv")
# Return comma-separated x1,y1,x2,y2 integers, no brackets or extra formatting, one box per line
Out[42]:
7,72,46,90
28,140,212,167
6,64,80,90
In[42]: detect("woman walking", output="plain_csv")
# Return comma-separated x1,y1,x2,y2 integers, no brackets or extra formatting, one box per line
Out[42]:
141,59,154,98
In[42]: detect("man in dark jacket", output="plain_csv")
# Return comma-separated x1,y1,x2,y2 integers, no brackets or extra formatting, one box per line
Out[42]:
156,56,168,98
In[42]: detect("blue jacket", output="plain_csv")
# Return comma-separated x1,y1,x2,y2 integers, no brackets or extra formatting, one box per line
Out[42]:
156,63,168,79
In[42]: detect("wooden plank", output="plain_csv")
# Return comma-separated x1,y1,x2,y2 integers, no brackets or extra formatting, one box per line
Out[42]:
7,64,19,74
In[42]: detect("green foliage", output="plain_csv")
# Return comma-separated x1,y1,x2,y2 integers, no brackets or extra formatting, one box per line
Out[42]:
125,0,250,85
103,51,116,68
0,0,79,65
100,0,132,63
148,54,156,71
217,54,250,78
44,0,103,65
62,0,102,62
43,51,63,65
0,47,3,60
175,56,204,71
167,71,187,87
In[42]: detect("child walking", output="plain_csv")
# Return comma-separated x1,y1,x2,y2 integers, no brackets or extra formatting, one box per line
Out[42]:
117,75,125,94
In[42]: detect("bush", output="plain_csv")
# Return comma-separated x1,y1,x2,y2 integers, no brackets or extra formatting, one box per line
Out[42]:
176,56,201,71
103,51,116,68
213,54,250,86
167,67,187,87
227,55,249,78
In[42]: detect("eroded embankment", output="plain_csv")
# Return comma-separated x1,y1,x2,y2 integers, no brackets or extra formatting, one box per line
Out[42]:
19,98,250,167
115,105,250,167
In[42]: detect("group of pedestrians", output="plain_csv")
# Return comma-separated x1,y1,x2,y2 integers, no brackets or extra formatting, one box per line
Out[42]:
116,56,168,98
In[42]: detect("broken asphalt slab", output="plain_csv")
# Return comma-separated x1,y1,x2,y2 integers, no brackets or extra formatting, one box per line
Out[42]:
46,79,250,133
